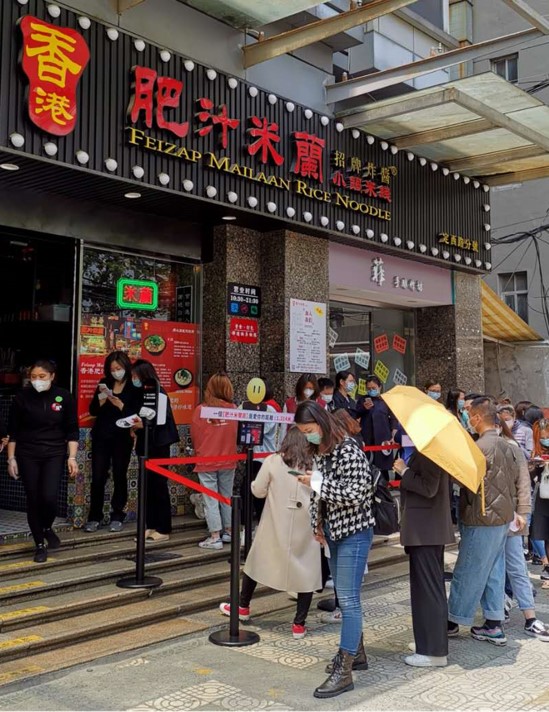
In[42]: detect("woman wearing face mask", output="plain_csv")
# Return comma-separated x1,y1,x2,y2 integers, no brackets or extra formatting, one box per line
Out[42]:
424,380,442,401
317,377,335,412
499,404,533,460
84,351,139,533
332,371,357,416
356,375,398,481
284,374,320,414
295,401,374,699
7,360,79,563
131,359,179,542
446,388,465,422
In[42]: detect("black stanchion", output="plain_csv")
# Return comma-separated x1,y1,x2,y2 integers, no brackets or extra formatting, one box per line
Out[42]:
243,448,254,557
209,493,260,648
117,423,163,590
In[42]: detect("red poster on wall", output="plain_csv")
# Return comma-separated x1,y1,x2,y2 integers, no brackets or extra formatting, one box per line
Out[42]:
78,315,199,426
229,317,258,344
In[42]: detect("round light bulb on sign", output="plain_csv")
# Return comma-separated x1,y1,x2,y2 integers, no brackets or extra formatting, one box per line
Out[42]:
366,229,374,239
285,102,295,113
431,247,439,256
247,378,266,405
419,244,427,253
442,167,449,176
268,93,277,105
366,135,375,145
160,50,171,63
485,262,492,270
351,225,360,235
43,142,57,156
473,180,480,189
78,16,91,29
132,165,145,179
286,206,296,218
182,179,194,192
320,216,329,227
336,221,345,231
303,211,313,222
475,259,482,268
247,196,258,208
105,158,118,172
352,129,360,139
227,191,238,203
336,122,344,133
304,109,313,120
184,60,195,72
406,241,414,250
442,251,450,259
206,68,217,81
205,185,217,197
106,27,119,41
419,157,427,166
406,152,414,161
249,86,258,98
47,4,61,18
454,254,462,262
134,39,145,52
393,237,402,246
9,132,25,148
267,201,277,213
158,172,170,185
321,116,330,127
228,77,238,89
464,256,472,265
380,233,389,243
76,150,89,164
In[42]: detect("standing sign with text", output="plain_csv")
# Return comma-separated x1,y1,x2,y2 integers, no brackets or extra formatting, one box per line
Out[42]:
227,283,261,317
78,315,199,426
289,299,327,374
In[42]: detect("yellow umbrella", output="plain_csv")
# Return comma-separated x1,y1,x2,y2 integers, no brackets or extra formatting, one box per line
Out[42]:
381,385,485,494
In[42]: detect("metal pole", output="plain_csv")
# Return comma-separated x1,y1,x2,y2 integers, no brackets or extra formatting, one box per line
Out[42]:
209,494,259,647
244,449,254,557
117,422,162,590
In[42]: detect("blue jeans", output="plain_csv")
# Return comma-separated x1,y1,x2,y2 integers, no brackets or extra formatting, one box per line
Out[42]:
448,523,508,625
505,535,535,611
532,539,546,559
197,470,235,534
326,526,374,655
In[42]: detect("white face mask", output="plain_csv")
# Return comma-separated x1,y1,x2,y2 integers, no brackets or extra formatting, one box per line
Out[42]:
111,369,126,381
32,378,52,393
505,419,515,430
303,388,315,399
321,394,333,404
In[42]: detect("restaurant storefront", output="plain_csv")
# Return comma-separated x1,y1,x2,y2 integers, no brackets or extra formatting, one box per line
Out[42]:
0,1,489,527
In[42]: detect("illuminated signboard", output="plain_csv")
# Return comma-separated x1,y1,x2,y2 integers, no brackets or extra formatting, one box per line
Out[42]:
116,278,159,311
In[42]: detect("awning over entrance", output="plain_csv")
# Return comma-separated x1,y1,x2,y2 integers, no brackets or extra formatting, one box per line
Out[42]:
481,281,542,342
340,73,549,187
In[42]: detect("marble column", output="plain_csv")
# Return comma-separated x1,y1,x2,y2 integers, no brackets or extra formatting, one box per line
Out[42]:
416,272,485,395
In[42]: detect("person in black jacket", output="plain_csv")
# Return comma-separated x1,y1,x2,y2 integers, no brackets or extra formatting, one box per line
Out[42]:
84,351,140,533
7,360,79,563
131,359,179,541
332,371,358,417
393,450,455,668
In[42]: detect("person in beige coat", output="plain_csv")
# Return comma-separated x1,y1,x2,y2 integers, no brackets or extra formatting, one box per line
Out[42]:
219,427,322,639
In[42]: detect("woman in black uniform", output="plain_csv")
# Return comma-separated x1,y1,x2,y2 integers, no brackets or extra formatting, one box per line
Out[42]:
84,351,139,533
131,359,179,541
7,360,79,563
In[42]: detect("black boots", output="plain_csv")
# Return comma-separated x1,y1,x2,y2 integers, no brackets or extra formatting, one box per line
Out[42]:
325,634,368,673
314,649,355,699
34,543,47,563
44,528,61,550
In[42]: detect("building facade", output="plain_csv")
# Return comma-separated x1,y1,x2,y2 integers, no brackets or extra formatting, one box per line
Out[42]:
0,0,487,528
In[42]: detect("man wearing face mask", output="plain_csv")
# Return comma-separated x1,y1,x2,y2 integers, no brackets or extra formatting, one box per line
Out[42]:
447,397,522,646
84,351,140,533
7,360,79,563
356,376,398,482
317,378,335,412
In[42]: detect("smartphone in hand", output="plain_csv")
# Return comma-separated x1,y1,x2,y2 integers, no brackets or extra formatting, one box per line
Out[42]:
288,470,303,477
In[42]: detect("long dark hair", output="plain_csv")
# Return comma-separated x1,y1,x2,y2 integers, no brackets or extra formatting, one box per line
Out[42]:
103,351,132,383
294,373,319,401
131,359,160,383
446,388,464,417
335,370,353,391
515,400,533,422
31,359,56,376
294,400,344,454
280,427,313,471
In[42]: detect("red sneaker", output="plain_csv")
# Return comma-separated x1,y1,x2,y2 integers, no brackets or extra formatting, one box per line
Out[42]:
219,602,250,622
292,624,307,639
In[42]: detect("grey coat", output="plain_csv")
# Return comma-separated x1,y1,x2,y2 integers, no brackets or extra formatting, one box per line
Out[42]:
399,452,455,548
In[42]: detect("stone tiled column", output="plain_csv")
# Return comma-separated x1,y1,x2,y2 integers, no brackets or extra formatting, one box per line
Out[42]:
416,272,484,395
202,224,329,403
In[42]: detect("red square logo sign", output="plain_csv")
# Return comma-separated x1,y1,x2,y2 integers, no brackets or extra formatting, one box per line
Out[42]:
229,317,258,344
374,334,389,354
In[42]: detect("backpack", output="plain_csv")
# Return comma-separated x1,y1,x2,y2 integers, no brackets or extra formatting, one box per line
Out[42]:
372,467,399,535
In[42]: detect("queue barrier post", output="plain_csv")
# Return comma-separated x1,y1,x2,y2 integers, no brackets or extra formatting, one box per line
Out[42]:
244,449,254,557
117,423,163,590
209,493,260,648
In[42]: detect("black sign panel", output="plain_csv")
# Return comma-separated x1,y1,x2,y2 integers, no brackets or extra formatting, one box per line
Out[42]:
227,283,261,317
0,1,490,271
176,286,193,323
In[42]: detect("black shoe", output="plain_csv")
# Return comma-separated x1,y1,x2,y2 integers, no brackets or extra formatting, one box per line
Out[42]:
448,621,460,637
325,634,368,673
443,572,453,582
44,528,61,550
34,544,48,563
541,566,549,581
524,551,533,562
317,597,337,613
314,649,354,699
532,555,544,566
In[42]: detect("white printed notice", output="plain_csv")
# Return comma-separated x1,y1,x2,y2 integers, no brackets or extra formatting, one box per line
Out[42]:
355,348,370,370
333,353,351,372
289,299,327,373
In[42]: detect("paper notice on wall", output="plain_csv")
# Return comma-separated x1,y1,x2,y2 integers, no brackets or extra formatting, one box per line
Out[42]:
354,348,370,370
393,368,408,386
328,327,339,348
374,360,389,384
289,299,327,373
333,353,351,373
373,334,389,354
357,378,367,396
393,334,407,355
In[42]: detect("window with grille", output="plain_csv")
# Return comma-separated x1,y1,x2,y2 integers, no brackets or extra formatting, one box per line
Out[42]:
499,271,528,323
491,54,518,83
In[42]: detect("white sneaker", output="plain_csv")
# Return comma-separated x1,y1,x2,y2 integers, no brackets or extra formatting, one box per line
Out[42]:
404,653,447,668
198,536,223,550
320,608,342,624
324,578,334,589
221,532,232,543
189,494,205,520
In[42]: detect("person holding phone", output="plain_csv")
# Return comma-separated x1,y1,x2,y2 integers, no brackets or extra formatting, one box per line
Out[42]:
219,427,321,639
332,371,357,416
7,360,79,563
84,351,140,533
356,375,398,481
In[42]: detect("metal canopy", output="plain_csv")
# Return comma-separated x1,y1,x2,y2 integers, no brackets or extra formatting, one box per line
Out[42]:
180,0,323,29
340,73,549,186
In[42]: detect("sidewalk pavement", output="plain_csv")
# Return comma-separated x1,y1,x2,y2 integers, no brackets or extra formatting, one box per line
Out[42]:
1,553,548,712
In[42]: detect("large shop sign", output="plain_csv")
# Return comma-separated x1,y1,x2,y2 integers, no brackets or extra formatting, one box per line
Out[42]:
5,4,490,270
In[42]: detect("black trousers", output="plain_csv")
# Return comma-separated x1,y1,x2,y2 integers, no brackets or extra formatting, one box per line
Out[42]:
146,444,172,534
89,436,133,523
240,573,313,626
251,461,265,521
408,545,448,657
19,452,65,546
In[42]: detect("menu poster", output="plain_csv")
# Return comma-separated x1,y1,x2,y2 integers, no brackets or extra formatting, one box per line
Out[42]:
289,299,327,374
78,315,199,426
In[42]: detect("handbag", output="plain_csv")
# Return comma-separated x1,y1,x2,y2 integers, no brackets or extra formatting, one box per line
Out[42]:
372,467,400,535
540,463,549,500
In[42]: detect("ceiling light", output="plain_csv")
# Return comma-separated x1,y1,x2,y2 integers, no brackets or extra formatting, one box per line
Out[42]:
0,163,19,171
222,215,236,221
124,192,141,199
